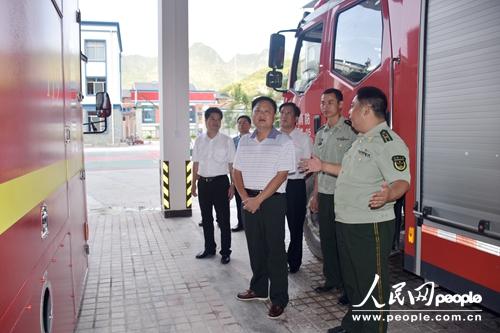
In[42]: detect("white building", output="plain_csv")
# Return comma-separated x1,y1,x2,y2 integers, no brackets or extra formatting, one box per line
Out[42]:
81,21,123,145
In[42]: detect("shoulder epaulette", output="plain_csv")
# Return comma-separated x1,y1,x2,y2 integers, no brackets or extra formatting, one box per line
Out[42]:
343,119,353,128
380,129,393,143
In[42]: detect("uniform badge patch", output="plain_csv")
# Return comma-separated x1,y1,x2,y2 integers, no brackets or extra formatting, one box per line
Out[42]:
380,130,393,143
392,155,407,171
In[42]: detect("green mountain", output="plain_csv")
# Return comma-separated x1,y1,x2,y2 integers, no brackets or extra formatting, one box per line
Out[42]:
221,58,292,107
121,43,270,91
121,55,159,89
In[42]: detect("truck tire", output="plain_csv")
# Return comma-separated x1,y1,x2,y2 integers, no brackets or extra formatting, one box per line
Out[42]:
303,176,323,259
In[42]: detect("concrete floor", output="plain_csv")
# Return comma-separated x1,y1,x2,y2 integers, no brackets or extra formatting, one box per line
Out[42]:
76,151,499,333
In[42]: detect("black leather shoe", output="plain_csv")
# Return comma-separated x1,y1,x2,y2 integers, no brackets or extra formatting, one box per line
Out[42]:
231,226,244,232
221,255,230,264
313,285,334,293
327,326,348,333
338,292,350,305
267,304,285,319
288,266,299,274
195,250,215,259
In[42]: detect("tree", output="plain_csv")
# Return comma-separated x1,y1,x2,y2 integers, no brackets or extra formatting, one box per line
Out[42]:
227,83,251,111
220,84,251,132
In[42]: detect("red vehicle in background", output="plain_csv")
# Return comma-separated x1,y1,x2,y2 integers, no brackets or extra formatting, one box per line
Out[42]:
266,0,500,312
0,1,111,332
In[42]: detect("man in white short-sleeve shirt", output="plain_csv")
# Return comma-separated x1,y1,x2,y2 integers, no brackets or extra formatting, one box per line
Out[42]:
233,96,295,320
192,107,235,265
279,102,312,273
231,115,252,232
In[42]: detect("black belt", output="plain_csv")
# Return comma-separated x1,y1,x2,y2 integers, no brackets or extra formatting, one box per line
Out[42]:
245,188,283,197
198,175,226,182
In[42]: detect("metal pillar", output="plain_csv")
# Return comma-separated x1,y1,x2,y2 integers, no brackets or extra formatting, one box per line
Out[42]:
158,0,192,217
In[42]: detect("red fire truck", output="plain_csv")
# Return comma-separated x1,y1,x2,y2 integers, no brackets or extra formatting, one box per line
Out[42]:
0,1,110,332
266,0,500,312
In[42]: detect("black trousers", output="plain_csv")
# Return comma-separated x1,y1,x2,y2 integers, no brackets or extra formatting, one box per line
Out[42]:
234,190,243,229
393,196,405,250
318,193,343,288
244,193,288,308
337,220,394,333
198,175,231,256
285,179,307,270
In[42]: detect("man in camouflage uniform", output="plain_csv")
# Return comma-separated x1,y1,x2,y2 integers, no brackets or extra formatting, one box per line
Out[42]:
310,88,356,303
301,87,410,333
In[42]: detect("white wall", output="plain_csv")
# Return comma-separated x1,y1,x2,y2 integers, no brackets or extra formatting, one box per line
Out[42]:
81,23,122,145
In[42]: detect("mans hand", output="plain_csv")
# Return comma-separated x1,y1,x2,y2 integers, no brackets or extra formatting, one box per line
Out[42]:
243,197,261,214
369,182,390,209
309,193,319,213
228,184,235,200
299,156,322,174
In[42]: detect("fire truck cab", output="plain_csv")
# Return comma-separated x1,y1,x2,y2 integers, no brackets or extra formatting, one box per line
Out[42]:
267,0,500,312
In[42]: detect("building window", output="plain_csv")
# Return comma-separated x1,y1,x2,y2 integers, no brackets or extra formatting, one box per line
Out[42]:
292,24,323,93
333,0,382,83
142,108,156,123
85,40,106,62
87,77,106,95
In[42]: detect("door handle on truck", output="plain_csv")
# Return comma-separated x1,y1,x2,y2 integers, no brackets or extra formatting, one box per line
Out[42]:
41,204,49,239
413,205,500,241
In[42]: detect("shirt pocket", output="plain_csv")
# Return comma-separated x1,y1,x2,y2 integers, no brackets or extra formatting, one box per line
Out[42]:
213,147,227,163
335,137,353,154
349,149,378,181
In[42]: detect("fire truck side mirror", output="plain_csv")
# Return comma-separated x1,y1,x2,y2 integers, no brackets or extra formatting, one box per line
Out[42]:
266,70,283,89
83,92,112,134
268,33,285,70
96,92,112,118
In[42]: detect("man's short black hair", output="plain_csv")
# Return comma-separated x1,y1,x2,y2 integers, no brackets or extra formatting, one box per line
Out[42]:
356,86,388,120
279,102,301,118
204,107,223,120
251,96,277,113
322,88,343,102
237,115,251,124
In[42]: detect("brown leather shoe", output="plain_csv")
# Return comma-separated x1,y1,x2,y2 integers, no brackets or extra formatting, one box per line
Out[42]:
236,290,268,301
267,304,285,319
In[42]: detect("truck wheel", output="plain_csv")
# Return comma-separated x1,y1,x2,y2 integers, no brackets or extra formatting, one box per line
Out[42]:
303,177,323,259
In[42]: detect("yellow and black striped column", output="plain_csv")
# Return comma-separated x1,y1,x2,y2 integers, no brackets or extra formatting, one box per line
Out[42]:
185,161,192,209
161,160,193,218
161,161,170,210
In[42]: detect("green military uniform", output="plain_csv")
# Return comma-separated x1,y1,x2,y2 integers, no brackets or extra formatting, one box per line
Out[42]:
313,116,357,288
335,122,410,333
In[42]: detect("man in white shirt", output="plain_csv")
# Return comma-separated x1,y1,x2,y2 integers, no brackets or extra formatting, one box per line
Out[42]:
279,102,313,273
233,96,295,319
232,115,252,232
192,107,236,264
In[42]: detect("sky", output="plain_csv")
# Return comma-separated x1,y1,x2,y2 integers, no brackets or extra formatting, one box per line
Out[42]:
79,0,309,61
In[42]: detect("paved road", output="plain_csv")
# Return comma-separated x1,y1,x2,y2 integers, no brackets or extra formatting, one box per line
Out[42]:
85,142,160,171
77,145,499,333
